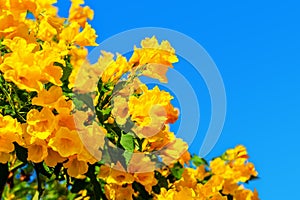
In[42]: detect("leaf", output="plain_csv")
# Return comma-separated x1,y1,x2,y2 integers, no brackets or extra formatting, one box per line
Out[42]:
123,151,133,166
191,155,208,167
170,162,184,180
120,134,134,152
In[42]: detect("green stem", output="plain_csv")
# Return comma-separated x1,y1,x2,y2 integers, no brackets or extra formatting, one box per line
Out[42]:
0,79,26,122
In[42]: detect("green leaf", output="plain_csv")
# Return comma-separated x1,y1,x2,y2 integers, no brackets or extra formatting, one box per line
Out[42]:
170,162,184,180
123,151,133,166
120,134,134,152
191,155,208,167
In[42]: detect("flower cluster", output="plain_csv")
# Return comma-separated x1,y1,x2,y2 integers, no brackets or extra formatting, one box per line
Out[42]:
0,0,259,199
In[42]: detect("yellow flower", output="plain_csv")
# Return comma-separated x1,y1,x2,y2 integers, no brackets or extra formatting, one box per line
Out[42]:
105,163,134,185
36,16,57,41
127,153,156,173
0,114,23,155
74,22,98,46
0,152,11,164
26,107,56,140
174,187,196,200
59,21,97,46
101,53,129,83
104,184,134,200
59,21,81,44
63,155,89,178
142,125,175,151
128,84,178,127
27,138,48,163
154,188,174,200
69,0,94,28
77,122,106,161
111,96,130,126
160,138,188,165
44,148,66,167
226,145,249,161
134,172,157,193
32,86,64,109
222,179,239,195
0,37,43,91
48,127,83,157
129,36,178,83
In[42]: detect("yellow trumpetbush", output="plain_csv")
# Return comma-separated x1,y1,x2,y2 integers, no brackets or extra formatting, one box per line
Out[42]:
26,107,56,140
48,127,83,157
59,21,97,47
27,138,48,163
44,148,66,167
134,172,158,194
111,96,130,126
0,152,11,164
0,114,22,163
127,153,156,173
160,138,188,165
101,53,129,83
154,188,175,200
129,36,178,83
128,84,178,127
32,86,64,108
63,155,89,178
69,0,94,28
74,22,98,46
104,184,135,200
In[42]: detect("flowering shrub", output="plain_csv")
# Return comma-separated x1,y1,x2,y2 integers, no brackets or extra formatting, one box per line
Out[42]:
0,0,259,199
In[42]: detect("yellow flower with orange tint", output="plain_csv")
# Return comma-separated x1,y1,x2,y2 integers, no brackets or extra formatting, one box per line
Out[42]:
128,84,178,127
32,86,64,108
69,0,94,28
63,155,89,178
0,152,11,164
160,138,188,165
226,145,249,161
101,162,134,185
154,188,175,200
101,53,129,83
129,36,178,83
59,21,97,46
0,114,22,163
45,148,66,167
26,107,56,140
27,138,48,163
36,16,57,41
48,127,83,157
0,37,44,91
104,184,135,200
134,172,157,193
74,22,98,46
142,125,175,151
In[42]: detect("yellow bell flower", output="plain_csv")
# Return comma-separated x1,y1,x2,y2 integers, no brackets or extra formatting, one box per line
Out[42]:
26,107,57,140
48,127,83,157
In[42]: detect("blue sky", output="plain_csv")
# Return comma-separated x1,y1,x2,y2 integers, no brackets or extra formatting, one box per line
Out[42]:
56,0,300,199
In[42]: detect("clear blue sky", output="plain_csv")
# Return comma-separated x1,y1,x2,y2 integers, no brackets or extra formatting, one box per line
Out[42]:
56,0,300,199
